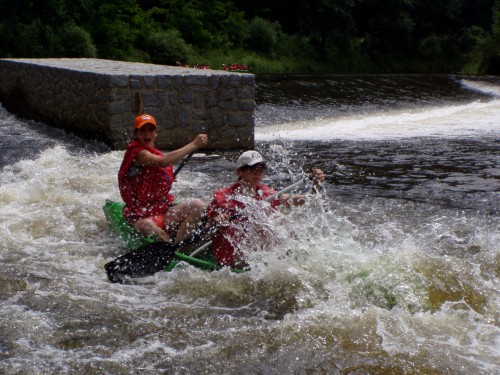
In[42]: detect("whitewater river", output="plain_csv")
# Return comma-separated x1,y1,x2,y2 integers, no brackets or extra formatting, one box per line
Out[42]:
0,74,499,374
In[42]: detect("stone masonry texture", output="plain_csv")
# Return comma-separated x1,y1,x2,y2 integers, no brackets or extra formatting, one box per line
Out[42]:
0,58,255,150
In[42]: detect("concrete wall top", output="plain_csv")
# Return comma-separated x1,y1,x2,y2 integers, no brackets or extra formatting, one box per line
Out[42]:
0,58,255,150
2,58,245,77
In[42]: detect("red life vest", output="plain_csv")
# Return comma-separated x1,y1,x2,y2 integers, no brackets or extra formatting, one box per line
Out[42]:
206,182,280,267
118,140,174,224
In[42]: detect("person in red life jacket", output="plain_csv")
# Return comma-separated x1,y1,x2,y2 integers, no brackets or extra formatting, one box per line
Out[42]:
206,151,325,268
118,114,209,243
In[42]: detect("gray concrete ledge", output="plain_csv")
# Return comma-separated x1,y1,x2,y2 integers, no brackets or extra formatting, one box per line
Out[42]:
0,58,255,150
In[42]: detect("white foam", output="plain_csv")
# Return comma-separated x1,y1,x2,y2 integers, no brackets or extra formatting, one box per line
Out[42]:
256,99,500,141
461,79,500,97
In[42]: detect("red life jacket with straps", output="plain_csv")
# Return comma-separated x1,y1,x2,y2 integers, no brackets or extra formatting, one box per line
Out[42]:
118,140,174,224
206,182,280,267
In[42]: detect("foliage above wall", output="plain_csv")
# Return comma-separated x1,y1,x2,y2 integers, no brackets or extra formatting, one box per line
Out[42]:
0,0,499,74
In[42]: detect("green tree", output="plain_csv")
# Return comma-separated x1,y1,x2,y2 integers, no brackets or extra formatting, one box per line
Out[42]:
143,29,193,65
244,17,281,56
0,0,499,73
0,0,80,57
89,0,143,60
461,0,500,73
219,11,248,49
355,0,416,56
57,23,97,57
150,0,244,50
15,20,58,57
299,0,355,56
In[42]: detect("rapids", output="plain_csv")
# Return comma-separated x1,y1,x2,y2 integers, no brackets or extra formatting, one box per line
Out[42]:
0,74,499,374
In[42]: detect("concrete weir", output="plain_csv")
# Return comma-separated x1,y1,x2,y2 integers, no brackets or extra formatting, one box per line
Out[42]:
0,58,255,150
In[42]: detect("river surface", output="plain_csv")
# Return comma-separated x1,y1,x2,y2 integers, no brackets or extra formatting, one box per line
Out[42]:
0,74,499,374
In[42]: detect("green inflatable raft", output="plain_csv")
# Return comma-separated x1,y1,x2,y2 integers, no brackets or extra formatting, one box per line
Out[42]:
103,178,308,277
102,199,243,273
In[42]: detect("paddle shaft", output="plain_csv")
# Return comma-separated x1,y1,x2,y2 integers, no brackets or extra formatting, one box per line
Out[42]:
188,177,309,257
173,151,195,177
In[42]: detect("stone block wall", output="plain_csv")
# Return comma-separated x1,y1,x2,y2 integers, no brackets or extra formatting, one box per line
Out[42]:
0,58,255,150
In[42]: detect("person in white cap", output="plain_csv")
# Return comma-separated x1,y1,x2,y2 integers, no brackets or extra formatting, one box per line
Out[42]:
206,150,325,268
118,113,208,243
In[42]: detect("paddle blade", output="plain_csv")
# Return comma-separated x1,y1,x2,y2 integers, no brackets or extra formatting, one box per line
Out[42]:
104,242,176,283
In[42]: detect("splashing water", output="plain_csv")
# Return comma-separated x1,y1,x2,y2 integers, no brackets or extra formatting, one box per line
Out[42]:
0,75,499,374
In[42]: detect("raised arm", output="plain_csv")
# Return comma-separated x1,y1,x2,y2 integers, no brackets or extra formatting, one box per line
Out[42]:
136,134,208,167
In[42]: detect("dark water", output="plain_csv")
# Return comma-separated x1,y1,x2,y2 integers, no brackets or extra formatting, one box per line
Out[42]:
0,74,499,374
276,138,498,213
254,74,496,125
251,75,500,216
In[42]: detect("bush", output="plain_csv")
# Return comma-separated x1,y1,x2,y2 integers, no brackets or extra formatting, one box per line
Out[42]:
58,23,97,57
418,34,447,59
244,17,280,56
143,30,193,65
16,20,56,57
459,26,490,74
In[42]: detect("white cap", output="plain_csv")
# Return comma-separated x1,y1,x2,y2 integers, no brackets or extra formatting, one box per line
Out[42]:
236,151,265,168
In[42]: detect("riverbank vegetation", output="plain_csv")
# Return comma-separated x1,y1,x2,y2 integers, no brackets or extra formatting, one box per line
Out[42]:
1,0,499,74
